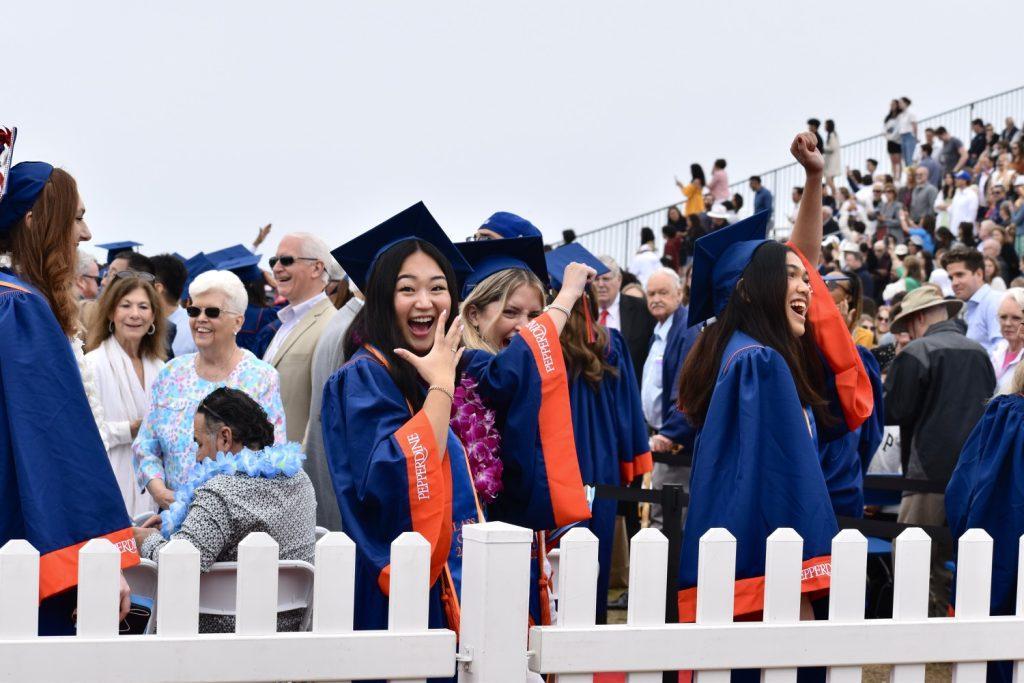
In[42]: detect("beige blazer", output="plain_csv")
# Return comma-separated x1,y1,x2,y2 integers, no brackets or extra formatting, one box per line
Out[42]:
269,297,337,442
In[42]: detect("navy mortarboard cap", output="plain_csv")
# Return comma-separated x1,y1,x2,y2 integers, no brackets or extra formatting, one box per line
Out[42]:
480,211,542,239
687,209,772,328
331,201,473,292
96,241,143,265
544,242,609,291
217,252,264,283
181,252,216,301
455,236,548,298
207,244,253,264
0,161,54,235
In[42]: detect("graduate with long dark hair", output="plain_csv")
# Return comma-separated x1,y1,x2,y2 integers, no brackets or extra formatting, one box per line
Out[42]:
676,133,874,642
322,203,594,644
544,242,651,624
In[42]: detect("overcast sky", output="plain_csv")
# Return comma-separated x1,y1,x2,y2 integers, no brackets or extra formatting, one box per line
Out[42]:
6,1,1024,264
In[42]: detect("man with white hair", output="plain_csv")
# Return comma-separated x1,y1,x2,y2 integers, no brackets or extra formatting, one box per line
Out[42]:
264,232,338,442
74,250,100,301
641,268,689,530
595,254,655,380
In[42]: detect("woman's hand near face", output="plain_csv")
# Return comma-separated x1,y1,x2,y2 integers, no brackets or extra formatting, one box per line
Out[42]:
393,309,464,392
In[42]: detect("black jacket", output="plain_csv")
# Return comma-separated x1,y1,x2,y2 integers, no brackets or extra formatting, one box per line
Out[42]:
884,319,996,484
618,294,656,381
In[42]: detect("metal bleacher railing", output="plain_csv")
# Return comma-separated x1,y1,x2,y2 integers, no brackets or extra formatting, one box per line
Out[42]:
566,84,1024,267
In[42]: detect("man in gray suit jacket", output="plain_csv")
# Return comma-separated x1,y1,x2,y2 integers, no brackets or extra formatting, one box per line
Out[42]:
302,295,363,530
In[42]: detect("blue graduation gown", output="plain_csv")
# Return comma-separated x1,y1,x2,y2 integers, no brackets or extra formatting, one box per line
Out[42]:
321,313,589,639
0,273,137,635
817,346,885,518
678,331,837,623
236,305,281,357
947,394,1024,683
563,329,652,622
660,322,702,450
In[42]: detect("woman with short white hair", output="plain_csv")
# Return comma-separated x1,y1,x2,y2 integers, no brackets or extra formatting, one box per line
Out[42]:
991,287,1024,394
133,270,286,508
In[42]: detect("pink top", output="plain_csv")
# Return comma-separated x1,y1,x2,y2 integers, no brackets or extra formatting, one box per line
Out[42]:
709,168,730,202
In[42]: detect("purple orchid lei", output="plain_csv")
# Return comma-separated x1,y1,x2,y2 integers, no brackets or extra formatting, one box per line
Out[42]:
450,375,503,505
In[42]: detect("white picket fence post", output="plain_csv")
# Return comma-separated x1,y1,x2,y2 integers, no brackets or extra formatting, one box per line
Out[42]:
156,538,200,636
1014,535,1024,683
626,528,668,683
826,529,867,683
890,528,931,683
77,538,121,637
545,526,599,683
761,528,803,683
234,532,279,635
458,522,533,683
953,529,993,683
0,540,38,639
389,531,435,683
312,531,355,683
695,527,737,683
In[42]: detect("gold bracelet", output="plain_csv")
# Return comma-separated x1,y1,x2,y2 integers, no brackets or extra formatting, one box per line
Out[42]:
545,303,572,319
427,385,454,402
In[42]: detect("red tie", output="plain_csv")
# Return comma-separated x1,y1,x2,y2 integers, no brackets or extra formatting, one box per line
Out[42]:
599,308,609,326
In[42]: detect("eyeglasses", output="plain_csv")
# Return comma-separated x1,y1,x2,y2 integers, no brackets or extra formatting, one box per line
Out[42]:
465,234,498,242
268,255,319,268
877,316,890,322
115,270,156,283
186,306,238,319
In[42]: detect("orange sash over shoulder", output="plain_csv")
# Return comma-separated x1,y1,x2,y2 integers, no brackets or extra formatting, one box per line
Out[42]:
787,242,874,430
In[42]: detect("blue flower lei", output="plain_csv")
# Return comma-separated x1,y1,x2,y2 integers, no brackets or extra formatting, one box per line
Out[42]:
160,442,306,538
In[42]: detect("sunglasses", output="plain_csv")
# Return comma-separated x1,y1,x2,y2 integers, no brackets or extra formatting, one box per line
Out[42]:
84,275,103,285
877,316,890,322
268,255,319,268
186,306,238,319
115,270,156,283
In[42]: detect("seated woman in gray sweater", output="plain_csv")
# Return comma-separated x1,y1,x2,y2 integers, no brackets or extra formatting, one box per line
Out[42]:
133,387,316,632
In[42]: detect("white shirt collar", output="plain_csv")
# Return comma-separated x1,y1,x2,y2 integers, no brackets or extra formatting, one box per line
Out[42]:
277,291,328,324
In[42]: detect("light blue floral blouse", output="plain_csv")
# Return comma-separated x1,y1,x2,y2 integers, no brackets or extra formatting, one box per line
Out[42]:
132,351,287,492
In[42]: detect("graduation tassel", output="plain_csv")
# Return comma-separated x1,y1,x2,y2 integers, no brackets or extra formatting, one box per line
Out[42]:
583,292,596,344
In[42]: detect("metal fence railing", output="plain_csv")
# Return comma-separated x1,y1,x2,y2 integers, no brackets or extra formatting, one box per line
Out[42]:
568,85,1024,268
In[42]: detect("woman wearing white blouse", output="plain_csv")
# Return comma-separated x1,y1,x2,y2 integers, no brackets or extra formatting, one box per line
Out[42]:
85,273,166,516
991,288,1024,395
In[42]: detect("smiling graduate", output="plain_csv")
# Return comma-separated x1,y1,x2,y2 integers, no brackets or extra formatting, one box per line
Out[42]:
321,202,594,655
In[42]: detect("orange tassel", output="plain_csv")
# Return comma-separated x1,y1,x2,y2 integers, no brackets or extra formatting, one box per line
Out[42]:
583,293,596,344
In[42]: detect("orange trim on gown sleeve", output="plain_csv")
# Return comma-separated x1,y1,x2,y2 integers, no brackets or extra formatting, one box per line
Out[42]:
39,528,140,601
521,312,591,527
787,242,874,431
620,451,653,484
676,555,832,622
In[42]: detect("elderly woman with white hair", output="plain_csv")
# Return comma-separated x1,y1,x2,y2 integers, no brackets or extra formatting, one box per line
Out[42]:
133,270,286,509
991,287,1024,394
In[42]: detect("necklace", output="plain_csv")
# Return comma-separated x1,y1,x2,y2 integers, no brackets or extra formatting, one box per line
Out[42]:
160,443,305,538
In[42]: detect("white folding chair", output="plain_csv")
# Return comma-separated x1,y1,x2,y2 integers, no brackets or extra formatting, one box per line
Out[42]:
199,560,317,630
123,558,159,634
314,526,329,541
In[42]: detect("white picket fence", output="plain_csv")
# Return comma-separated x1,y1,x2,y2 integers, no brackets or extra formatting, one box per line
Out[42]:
1,521,1023,682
